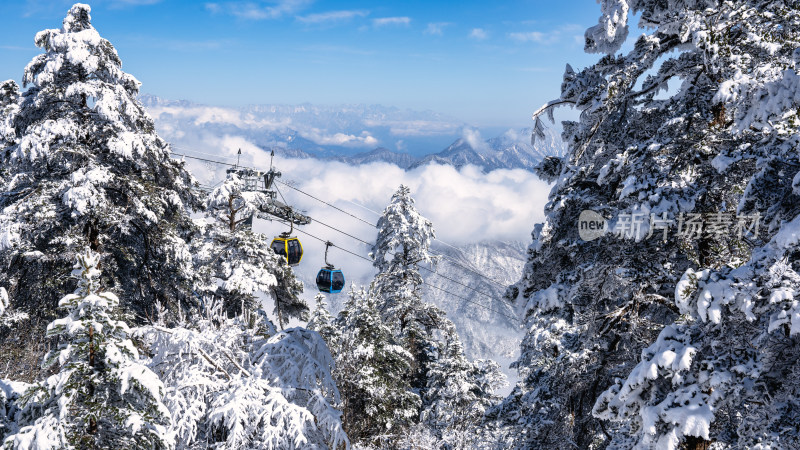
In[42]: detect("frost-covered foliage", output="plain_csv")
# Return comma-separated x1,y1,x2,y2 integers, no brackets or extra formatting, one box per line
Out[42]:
0,81,18,154
370,185,437,332
589,4,800,446
495,0,800,448
421,319,506,449
332,286,420,446
361,186,504,447
194,172,306,325
0,380,28,445
307,293,341,347
594,226,800,449
138,298,347,450
0,4,200,377
370,184,443,388
3,251,173,449
0,288,27,329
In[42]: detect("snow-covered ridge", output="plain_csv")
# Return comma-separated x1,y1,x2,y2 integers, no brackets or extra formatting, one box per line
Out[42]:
140,94,566,172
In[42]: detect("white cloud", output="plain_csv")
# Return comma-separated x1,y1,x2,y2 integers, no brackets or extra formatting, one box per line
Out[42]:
461,127,490,154
302,129,379,147
177,135,550,321
205,0,313,20
187,137,549,246
360,119,461,137
148,105,291,129
148,104,383,148
372,16,411,27
509,31,546,43
424,22,450,36
296,10,368,24
509,24,585,45
469,28,488,40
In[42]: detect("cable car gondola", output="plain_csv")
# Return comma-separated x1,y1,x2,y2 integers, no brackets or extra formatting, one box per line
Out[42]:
271,222,303,266
316,241,345,293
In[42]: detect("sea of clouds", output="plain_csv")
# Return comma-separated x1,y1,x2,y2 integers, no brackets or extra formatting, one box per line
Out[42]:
176,133,551,303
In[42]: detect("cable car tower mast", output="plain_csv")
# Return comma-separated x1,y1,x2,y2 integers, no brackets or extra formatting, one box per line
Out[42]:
226,149,312,226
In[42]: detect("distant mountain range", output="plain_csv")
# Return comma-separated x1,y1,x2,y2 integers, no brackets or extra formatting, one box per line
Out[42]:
141,95,566,172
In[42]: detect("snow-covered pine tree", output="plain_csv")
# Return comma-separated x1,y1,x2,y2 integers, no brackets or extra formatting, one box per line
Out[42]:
591,2,800,448
333,286,420,446
491,0,780,448
370,184,442,390
371,184,437,328
420,319,506,448
306,293,340,349
139,297,348,449
4,250,173,449
0,80,18,155
0,3,200,376
369,185,505,445
194,172,306,325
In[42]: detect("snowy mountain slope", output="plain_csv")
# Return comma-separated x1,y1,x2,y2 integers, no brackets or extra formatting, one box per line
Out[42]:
331,147,419,169
141,94,566,172
422,241,525,361
140,94,464,157
409,126,565,172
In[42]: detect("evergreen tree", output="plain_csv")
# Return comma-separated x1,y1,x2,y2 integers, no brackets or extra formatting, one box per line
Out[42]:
194,172,306,325
0,80,18,154
306,293,340,349
421,320,506,449
4,250,173,449
333,286,420,446
370,185,441,391
370,184,437,330
367,186,505,446
590,2,800,448
492,0,799,448
0,3,201,376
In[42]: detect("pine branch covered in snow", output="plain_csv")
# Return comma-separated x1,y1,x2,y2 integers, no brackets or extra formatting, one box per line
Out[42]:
138,297,347,450
493,0,800,448
3,250,173,449
0,380,28,445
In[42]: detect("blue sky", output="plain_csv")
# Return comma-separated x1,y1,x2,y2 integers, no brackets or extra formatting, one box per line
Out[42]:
0,0,605,127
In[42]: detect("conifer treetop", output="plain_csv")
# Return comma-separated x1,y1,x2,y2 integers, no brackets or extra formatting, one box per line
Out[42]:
19,2,160,161
371,184,437,272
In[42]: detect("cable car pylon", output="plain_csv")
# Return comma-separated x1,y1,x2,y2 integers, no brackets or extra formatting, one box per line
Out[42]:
221,149,311,227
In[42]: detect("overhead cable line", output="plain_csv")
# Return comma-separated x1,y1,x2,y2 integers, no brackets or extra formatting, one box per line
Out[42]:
272,213,505,316
279,180,510,289
275,219,518,323
274,180,375,227
172,152,512,291
173,145,518,321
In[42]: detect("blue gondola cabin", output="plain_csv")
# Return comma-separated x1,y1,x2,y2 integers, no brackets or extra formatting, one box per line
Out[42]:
316,267,345,293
